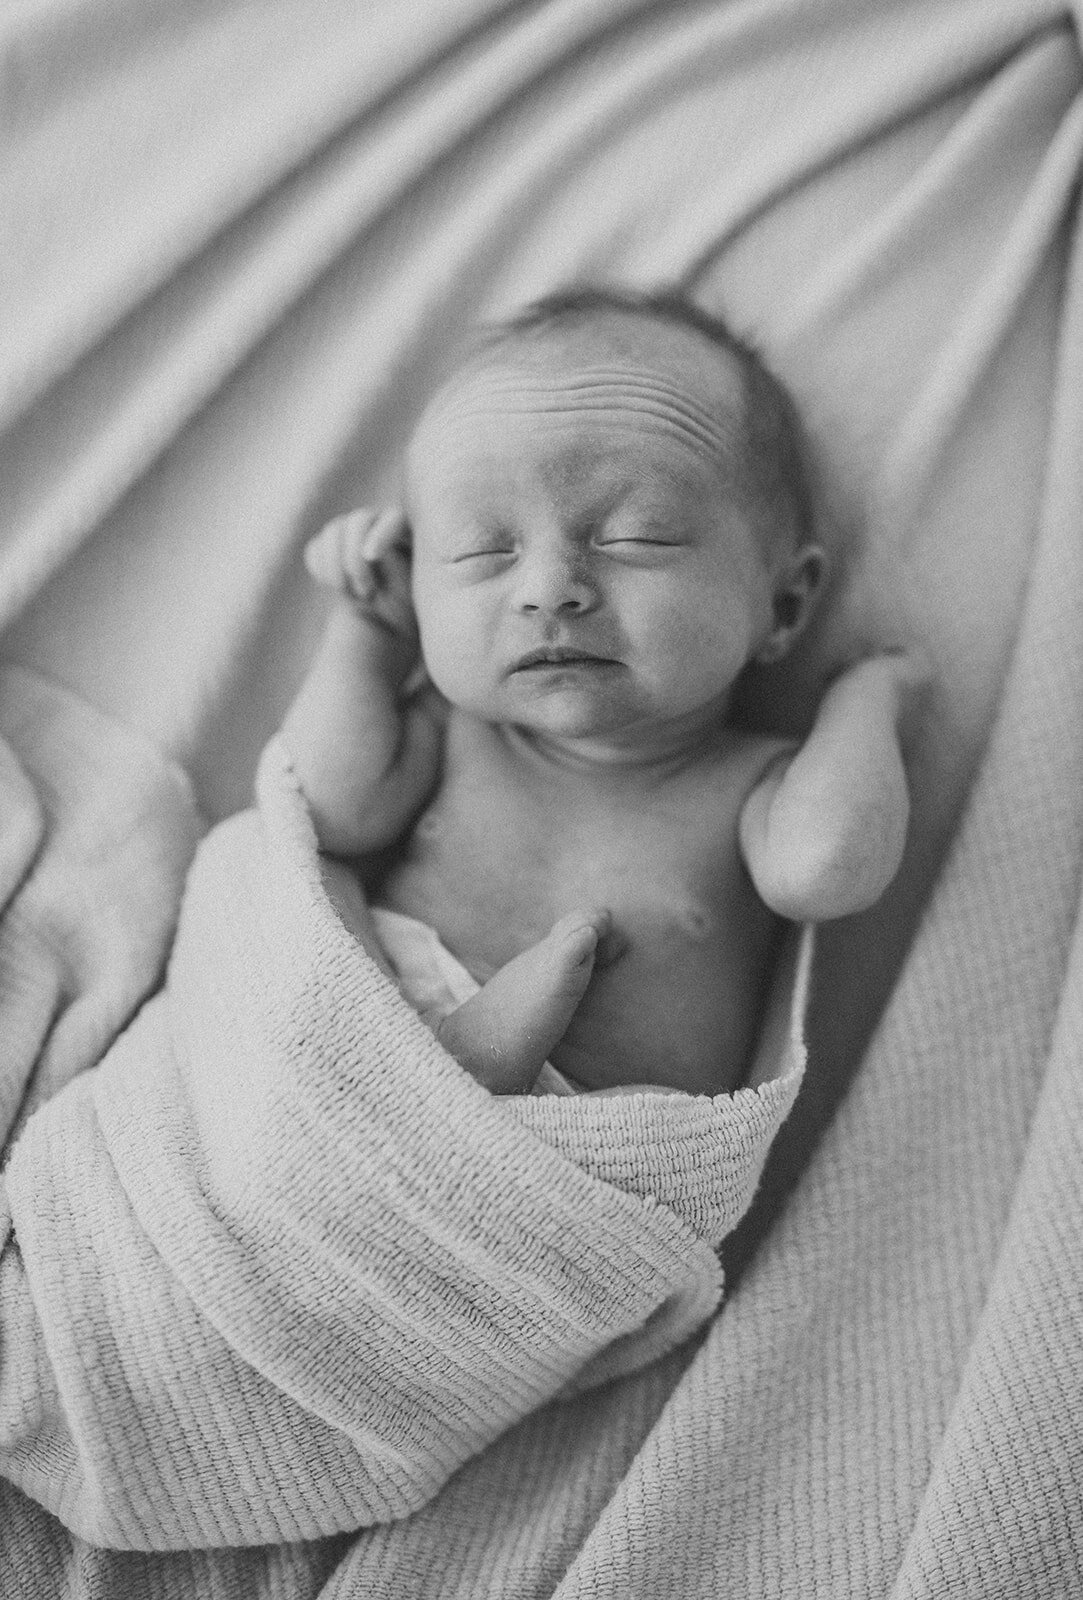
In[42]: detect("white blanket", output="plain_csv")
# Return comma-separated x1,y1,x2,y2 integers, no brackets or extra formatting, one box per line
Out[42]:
1,714,807,1549
2,0,1082,1593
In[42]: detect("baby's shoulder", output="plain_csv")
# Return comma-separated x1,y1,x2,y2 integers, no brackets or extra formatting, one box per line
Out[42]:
644,729,798,861
694,725,798,797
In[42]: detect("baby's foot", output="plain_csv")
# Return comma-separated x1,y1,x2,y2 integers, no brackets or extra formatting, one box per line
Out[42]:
431,910,612,1094
304,507,415,643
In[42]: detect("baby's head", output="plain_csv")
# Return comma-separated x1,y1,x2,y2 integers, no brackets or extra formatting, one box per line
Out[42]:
404,287,824,752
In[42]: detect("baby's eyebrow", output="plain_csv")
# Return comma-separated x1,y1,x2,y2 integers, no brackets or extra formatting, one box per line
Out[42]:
589,450,720,512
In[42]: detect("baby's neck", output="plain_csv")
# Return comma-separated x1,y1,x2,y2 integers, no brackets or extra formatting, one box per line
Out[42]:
493,703,737,776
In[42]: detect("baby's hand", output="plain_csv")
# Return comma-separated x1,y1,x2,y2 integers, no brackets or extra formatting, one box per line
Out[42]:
430,911,612,1094
304,507,416,647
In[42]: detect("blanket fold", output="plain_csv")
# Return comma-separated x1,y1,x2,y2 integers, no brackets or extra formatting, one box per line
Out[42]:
1,733,807,1551
0,665,202,1174
4,0,1081,1591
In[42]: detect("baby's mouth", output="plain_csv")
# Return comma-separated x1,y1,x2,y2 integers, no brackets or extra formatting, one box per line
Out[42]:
512,646,620,673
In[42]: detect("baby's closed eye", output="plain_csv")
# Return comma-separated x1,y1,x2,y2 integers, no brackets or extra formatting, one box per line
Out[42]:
451,545,514,562
593,508,686,553
594,533,685,564
446,537,517,577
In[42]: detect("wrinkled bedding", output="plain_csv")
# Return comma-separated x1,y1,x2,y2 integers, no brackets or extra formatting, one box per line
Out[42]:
2,0,1082,1594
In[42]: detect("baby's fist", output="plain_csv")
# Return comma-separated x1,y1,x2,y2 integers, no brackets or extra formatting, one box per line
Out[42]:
304,507,416,643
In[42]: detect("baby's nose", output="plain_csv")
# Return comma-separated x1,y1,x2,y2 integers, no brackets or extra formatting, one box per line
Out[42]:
514,546,597,615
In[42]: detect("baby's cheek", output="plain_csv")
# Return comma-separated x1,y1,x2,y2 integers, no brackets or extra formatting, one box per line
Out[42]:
418,602,497,711
416,605,466,695
649,602,747,698
643,597,710,665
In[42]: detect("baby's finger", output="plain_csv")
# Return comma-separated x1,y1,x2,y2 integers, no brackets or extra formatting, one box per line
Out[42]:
362,506,410,564
334,509,387,596
304,510,378,591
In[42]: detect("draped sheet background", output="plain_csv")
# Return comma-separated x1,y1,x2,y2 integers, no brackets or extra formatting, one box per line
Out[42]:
2,0,1082,1594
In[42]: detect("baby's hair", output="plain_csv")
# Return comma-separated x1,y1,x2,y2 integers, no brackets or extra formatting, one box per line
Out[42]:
486,284,816,560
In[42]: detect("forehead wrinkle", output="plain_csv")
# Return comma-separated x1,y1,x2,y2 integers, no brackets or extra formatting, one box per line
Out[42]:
419,374,742,480
452,360,730,411
442,361,735,428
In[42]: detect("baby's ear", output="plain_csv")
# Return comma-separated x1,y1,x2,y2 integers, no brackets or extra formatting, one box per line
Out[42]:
754,544,826,664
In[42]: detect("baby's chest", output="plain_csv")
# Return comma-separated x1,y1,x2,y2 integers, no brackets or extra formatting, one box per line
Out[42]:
382,755,755,980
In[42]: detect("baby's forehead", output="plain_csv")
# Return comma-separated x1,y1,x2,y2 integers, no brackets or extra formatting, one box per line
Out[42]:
408,314,749,486
440,311,744,415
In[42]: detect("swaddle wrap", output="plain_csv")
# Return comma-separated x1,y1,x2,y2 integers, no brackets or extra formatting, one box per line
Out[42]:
1,731,809,1550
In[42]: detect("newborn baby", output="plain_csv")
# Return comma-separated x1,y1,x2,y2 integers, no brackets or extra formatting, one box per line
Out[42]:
282,288,912,1096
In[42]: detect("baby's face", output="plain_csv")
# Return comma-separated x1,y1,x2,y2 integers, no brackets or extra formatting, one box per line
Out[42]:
405,321,782,753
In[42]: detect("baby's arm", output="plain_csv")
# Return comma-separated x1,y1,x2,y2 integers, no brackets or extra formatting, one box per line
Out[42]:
280,508,443,857
739,652,928,922
285,510,606,1096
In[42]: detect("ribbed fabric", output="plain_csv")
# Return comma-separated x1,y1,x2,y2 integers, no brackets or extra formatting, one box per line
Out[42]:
1,729,807,1552
2,0,1082,1594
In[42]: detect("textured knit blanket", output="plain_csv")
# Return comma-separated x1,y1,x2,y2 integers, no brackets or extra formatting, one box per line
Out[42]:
3,0,1083,1595
1,719,808,1553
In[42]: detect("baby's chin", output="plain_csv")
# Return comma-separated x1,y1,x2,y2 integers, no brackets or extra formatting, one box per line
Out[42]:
430,670,620,734
465,674,739,757
496,681,661,745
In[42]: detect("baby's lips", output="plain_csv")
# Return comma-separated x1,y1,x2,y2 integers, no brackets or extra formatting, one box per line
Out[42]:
510,646,621,672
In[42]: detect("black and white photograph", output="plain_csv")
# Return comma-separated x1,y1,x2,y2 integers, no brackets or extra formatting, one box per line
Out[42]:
1,0,1081,1594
